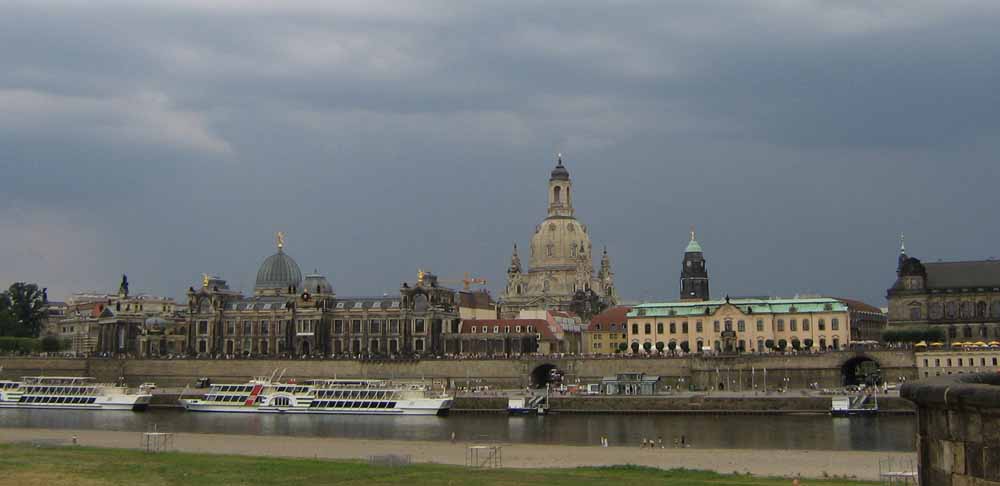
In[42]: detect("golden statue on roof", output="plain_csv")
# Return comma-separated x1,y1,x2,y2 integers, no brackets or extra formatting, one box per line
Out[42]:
276,231,285,250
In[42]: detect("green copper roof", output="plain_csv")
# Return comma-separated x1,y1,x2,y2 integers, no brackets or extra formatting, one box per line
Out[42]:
626,297,848,318
685,239,702,253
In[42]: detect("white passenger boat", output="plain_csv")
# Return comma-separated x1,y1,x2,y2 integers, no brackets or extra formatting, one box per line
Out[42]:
180,376,453,416
0,376,154,411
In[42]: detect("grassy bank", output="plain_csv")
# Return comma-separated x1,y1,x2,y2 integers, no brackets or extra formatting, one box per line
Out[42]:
0,443,875,486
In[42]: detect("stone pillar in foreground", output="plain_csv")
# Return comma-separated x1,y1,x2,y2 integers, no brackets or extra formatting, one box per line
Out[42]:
901,373,1000,486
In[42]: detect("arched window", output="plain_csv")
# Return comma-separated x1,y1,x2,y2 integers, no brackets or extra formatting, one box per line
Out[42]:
946,302,958,319
977,301,988,318
553,185,562,203
961,302,973,319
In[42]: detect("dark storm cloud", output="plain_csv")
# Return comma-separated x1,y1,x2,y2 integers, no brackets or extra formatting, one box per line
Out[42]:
2,0,999,306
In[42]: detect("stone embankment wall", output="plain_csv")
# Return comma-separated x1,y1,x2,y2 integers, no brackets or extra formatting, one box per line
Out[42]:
901,373,1000,486
548,395,915,414
1,349,916,390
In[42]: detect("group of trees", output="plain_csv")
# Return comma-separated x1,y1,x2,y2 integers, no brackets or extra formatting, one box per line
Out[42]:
0,282,48,338
882,326,946,344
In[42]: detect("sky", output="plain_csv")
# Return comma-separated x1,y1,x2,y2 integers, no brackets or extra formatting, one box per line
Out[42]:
2,0,999,306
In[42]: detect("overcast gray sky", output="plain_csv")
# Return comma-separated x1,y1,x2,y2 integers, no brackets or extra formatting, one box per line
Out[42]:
2,1,999,306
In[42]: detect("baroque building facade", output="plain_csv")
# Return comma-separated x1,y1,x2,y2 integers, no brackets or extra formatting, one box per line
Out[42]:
501,156,617,317
887,239,1000,342
185,235,461,358
627,297,851,354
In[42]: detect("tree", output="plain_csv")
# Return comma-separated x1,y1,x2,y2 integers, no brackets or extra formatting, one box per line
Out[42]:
3,283,47,337
40,335,62,352
667,341,677,353
882,326,946,343
655,341,665,353
642,342,652,353
679,341,690,353
778,339,788,350
617,342,628,353
803,338,814,349
765,339,775,349
0,292,14,337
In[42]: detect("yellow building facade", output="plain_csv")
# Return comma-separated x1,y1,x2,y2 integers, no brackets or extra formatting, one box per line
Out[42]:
626,298,851,354
583,306,631,354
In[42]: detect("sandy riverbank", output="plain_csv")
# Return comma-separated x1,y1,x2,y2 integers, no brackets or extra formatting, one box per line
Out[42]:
0,427,912,480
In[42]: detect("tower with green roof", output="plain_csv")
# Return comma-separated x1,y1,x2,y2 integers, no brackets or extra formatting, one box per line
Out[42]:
680,228,709,301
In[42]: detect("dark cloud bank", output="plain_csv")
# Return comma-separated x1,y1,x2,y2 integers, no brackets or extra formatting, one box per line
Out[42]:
2,1,999,306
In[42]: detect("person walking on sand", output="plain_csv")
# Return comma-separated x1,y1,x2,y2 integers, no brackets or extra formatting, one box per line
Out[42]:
657,436,664,449
450,432,456,443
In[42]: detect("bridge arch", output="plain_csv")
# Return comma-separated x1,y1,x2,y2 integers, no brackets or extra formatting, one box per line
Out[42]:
841,354,882,386
530,363,560,389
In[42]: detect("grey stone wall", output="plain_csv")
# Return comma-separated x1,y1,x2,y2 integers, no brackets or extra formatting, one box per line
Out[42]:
0,349,917,390
901,373,1000,486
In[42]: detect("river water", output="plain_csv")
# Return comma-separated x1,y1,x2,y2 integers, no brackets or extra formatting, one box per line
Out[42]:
0,409,915,451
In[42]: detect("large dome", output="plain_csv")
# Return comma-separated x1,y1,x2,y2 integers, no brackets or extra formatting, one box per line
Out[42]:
530,218,592,271
255,249,303,292
303,272,333,294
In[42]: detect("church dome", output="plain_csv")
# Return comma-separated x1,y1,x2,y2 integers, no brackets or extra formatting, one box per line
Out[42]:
530,219,593,271
255,249,303,292
550,155,570,181
303,272,333,294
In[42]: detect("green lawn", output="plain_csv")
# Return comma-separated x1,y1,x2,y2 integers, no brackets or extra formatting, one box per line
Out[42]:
0,444,875,486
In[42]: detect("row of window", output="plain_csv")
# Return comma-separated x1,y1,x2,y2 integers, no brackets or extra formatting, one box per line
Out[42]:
923,356,1000,368
309,400,397,409
468,325,535,334
19,396,97,404
631,337,841,352
629,318,840,335
20,387,95,395
332,338,424,354
947,326,1000,339
911,301,1000,320
201,319,430,336
315,390,395,400
198,337,428,354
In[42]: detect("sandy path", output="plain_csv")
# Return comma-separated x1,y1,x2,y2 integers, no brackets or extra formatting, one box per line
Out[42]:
0,427,912,481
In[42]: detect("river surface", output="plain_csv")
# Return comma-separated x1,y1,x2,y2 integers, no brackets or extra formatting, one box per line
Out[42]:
0,409,915,452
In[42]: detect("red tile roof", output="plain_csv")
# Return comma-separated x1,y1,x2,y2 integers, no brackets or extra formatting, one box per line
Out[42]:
461,319,558,340
586,306,632,331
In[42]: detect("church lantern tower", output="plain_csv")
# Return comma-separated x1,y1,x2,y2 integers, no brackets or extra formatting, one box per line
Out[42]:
680,228,709,301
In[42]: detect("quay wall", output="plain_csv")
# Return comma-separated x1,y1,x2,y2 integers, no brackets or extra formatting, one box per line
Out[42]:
0,350,917,390
547,395,915,414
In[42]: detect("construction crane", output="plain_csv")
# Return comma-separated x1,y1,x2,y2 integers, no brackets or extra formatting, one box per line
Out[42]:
428,271,488,291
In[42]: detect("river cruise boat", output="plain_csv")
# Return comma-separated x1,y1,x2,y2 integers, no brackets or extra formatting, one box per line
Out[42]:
0,376,154,411
180,376,453,416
